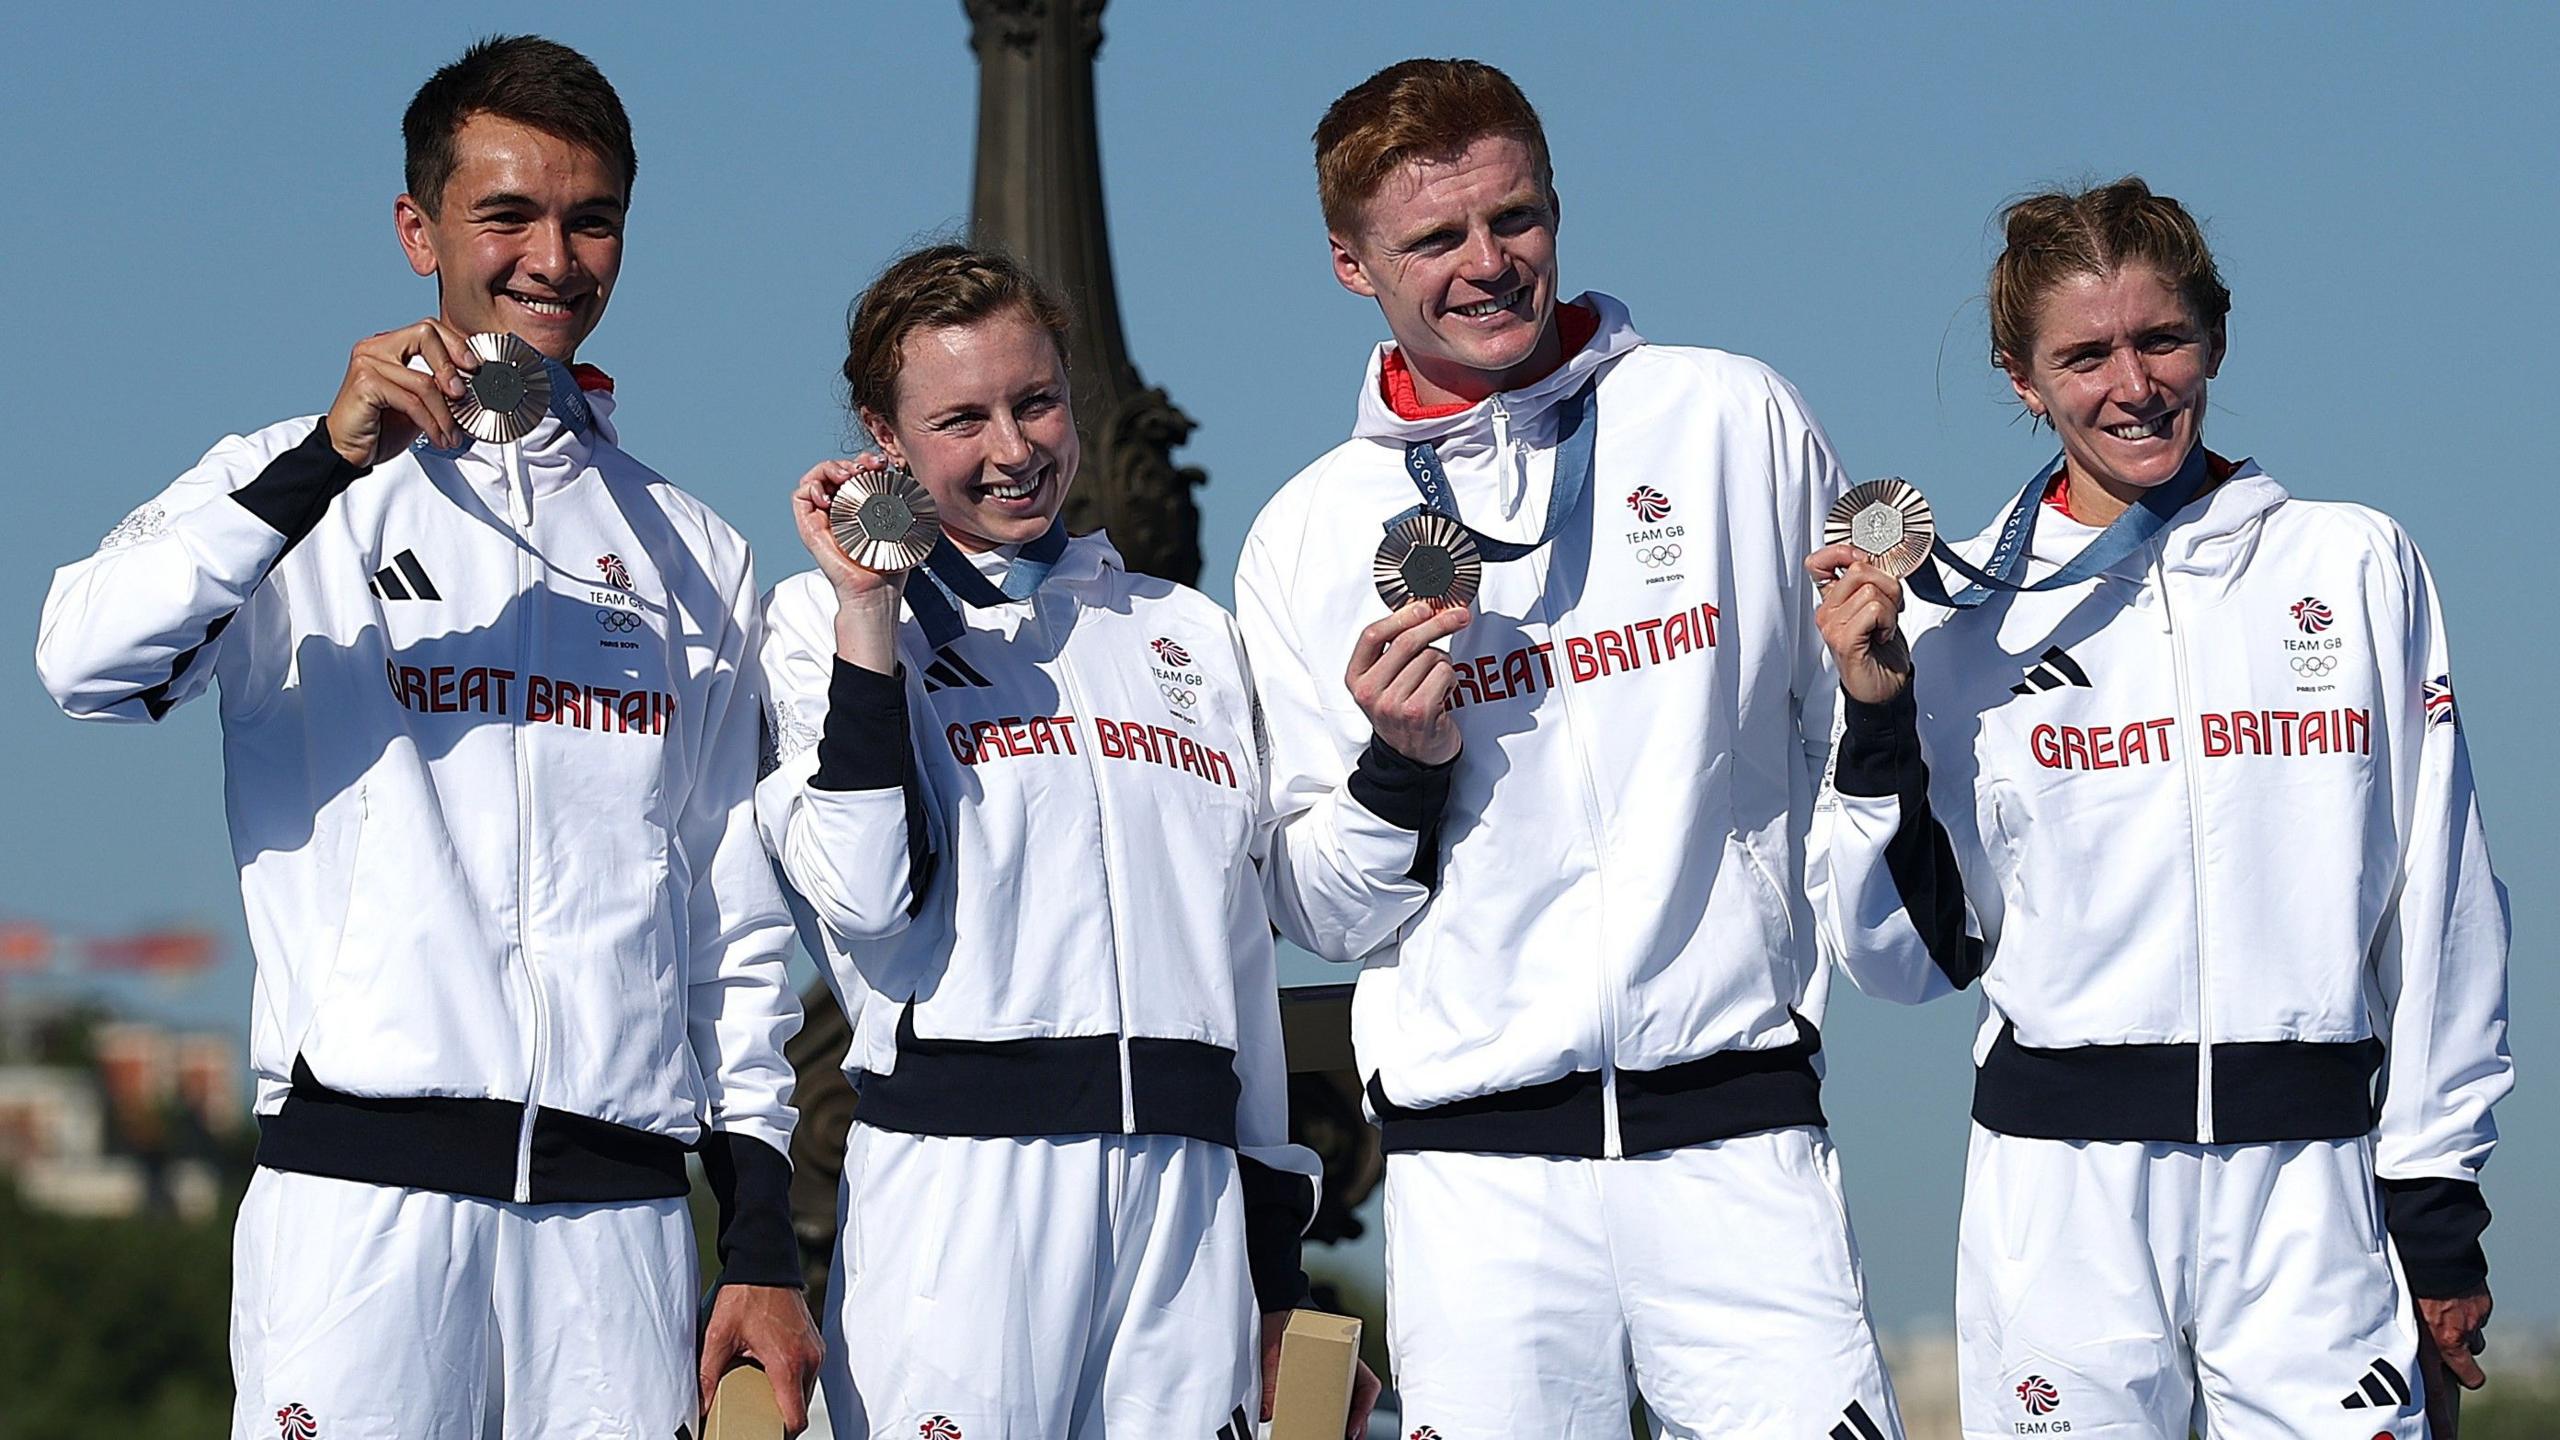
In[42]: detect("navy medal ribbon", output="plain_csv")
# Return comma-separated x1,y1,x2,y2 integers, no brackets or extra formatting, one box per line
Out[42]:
1907,444,2217,610
1386,375,1599,563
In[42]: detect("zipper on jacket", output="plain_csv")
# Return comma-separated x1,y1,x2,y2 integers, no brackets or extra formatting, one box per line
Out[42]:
2154,550,2216,1143
504,439,550,1199
1487,394,1531,520
1033,593,1139,1134
1529,570,1624,1157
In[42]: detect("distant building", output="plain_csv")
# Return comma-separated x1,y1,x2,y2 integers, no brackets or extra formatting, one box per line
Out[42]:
0,1018,239,1220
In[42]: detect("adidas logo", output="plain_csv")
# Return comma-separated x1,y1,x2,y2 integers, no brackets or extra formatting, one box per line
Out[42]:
1212,1404,1253,1440
369,549,441,602
2010,644,2090,696
1827,1398,1886,1440
921,646,994,693
2338,1356,2412,1411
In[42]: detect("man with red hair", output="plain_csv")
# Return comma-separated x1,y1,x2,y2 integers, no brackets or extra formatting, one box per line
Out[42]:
1236,58,1905,1439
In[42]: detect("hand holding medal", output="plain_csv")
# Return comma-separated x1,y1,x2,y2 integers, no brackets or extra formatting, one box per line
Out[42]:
1351,516,1475,768
791,455,932,674
1810,478,1934,705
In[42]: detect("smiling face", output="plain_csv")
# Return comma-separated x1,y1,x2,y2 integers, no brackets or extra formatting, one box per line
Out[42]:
863,307,1078,553
395,113,626,361
2005,263,2226,512
1330,133,1561,407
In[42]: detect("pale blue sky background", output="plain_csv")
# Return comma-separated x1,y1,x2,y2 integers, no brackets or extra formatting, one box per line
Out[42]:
3,3,2552,1329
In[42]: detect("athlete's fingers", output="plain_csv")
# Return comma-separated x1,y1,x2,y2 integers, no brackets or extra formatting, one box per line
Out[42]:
422,316,479,371
1346,1359,1383,1440
1816,559,1903,620
1348,601,1466,680
1258,1312,1285,1422
354,357,460,452
411,324,468,399
767,1360,811,1436
2444,1340,2487,1389
1804,541,1868,584
1819,576,1898,634
1351,605,1469,710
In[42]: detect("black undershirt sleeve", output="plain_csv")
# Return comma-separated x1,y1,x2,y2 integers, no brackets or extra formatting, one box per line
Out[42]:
1833,689,1983,990
810,657,937,915
1345,738,1456,886
699,1132,803,1288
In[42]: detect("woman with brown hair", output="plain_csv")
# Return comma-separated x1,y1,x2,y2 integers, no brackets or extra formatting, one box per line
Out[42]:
1809,178,2509,1438
752,243,1375,1438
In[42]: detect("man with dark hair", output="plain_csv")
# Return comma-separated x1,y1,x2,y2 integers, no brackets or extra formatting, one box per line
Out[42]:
1236,57,1907,1438
36,34,821,1437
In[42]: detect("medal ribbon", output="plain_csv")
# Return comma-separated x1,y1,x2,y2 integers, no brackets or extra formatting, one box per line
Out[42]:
1907,445,2214,610
1385,376,1598,560
903,522,1070,649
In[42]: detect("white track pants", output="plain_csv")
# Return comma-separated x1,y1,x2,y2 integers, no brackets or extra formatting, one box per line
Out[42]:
1383,1127,1904,1440
1956,1127,2426,1439
821,1128,1258,1440
228,1167,695,1440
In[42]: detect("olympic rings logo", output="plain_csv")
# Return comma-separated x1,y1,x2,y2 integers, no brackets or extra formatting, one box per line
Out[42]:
2291,655,2338,675
1635,544,1682,568
597,609,643,633
1160,686,1196,708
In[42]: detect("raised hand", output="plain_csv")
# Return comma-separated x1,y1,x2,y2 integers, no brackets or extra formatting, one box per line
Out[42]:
1347,601,1471,766
1807,542,1914,706
325,318,479,465
791,455,913,674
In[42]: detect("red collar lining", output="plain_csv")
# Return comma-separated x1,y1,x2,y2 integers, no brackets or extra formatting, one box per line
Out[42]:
1378,302,1599,421
2043,450,2236,521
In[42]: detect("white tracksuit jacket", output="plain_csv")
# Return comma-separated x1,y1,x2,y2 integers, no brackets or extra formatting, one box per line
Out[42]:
1235,292,1849,1159
1809,459,2511,1296
35,392,804,1283
755,538,1322,1309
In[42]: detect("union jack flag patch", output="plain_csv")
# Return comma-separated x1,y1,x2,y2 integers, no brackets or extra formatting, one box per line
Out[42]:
2424,674,2457,730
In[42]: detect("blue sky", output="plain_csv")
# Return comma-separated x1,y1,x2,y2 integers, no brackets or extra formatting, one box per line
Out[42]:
4,3,2553,1329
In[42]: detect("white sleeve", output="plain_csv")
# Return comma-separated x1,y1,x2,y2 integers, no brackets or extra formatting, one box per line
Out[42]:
753,577,930,945
681,548,811,1287
1223,612,1325,1311
2371,528,2511,1296
1770,372,1851,808
680,555,806,1158
37,420,353,722
1234,522,1452,964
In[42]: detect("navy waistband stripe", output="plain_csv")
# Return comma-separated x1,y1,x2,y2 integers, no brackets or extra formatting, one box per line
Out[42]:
853,1005,1242,1148
1368,1015,1827,1158
255,1056,689,1203
1972,1024,2383,1143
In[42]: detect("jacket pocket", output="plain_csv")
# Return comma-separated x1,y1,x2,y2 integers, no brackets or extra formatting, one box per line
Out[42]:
291,784,373,1063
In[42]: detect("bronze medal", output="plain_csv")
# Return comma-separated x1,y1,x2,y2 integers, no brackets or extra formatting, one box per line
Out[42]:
1373,512,1483,611
828,465,942,572
451,332,552,444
